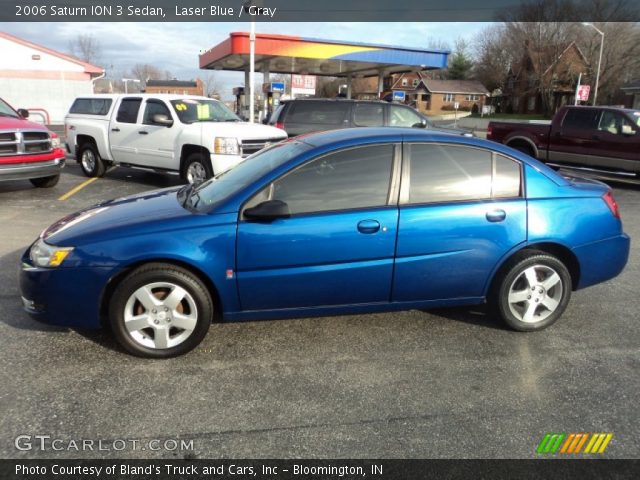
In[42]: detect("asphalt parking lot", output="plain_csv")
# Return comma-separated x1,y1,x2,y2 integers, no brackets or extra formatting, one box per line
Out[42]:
0,162,638,459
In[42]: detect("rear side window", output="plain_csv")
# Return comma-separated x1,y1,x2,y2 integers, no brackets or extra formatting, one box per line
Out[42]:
406,144,521,204
116,98,142,123
287,102,349,125
69,98,112,116
353,103,384,127
562,108,600,130
268,104,286,125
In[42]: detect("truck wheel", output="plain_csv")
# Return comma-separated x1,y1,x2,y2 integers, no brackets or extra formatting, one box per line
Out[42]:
509,143,535,158
79,143,106,177
30,174,60,188
183,153,212,185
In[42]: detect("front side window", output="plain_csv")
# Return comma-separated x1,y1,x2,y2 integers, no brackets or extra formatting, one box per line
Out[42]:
115,98,142,123
406,144,521,204
264,145,394,215
598,111,635,135
353,103,384,127
142,100,172,125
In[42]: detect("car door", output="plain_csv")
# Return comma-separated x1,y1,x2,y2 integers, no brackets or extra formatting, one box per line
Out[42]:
236,143,400,311
133,98,177,169
108,97,143,164
594,110,640,172
548,107,601,165
392,143,527,303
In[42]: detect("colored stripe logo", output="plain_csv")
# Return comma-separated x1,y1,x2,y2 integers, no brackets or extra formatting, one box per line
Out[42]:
537,433,613,454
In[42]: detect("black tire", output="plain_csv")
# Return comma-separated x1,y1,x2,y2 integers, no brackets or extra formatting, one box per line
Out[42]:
491,251,572,332
30,174,60,188
182,153,212,184
108,263,213,358
78,142,106,177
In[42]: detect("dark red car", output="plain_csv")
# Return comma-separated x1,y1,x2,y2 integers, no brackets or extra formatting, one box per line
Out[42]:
487,106,640,179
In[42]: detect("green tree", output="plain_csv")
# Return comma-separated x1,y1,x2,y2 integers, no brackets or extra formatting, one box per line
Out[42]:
448,39,474,80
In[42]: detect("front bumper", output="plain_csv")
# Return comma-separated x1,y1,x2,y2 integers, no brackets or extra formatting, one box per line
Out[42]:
19,248,114,329
210,153,244,175
0,156,65,182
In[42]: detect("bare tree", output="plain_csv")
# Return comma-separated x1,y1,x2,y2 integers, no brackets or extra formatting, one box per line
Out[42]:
68,34,102,65
129,64,173,89
201,71,220,97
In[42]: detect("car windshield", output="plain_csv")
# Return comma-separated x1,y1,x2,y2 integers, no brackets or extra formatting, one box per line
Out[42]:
180,141,311,212
0,98,19,118
170,98,240,124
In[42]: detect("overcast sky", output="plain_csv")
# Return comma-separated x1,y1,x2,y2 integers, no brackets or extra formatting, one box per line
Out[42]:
1,22,490,97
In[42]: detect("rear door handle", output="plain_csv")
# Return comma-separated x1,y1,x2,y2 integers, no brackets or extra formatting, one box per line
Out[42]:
357,219,381,234
111,128,120,132
486,209,506,222
138,130,148,135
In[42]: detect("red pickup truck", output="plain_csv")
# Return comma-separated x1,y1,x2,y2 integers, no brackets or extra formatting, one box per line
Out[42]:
0,97,65,188
487,105,640,178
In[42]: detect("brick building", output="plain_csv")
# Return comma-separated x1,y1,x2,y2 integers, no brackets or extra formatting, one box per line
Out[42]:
144,79,204,96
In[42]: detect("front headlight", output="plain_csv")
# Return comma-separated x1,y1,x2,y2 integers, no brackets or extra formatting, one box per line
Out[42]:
214,137,239,155
50,134,61,149
30,238,73,267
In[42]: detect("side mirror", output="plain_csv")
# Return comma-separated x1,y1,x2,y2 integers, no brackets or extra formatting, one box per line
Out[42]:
621,124,636,136
412,118,428,129
244,200,291,221
152,114,173,127
17,109,29,118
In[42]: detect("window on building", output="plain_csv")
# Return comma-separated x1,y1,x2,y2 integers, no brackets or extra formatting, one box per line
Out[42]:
412,79,420,87
465,94,479,101
402,78,408,86
443,93,455,102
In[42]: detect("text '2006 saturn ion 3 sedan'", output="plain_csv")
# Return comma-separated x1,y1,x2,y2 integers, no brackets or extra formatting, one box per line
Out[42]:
20,128,630,357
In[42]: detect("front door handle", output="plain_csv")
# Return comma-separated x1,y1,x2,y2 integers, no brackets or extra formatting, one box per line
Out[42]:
486,209,506,222
111,128,120,132
357,219,381,234
138,130,148,135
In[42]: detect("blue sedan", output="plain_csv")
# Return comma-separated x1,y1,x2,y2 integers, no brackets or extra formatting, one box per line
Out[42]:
20,128,630,357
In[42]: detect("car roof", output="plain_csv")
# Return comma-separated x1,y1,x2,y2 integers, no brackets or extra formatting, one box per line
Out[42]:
72,93,219,102
283,98,389,105
297,127,470,147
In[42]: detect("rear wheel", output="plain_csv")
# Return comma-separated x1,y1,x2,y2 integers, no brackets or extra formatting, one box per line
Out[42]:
79,142,106,177
109,263,213,358
30,174,59,188
492,252,571,331
182,153,212,185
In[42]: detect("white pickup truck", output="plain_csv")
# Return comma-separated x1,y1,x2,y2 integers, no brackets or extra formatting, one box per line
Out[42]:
64,94,287,183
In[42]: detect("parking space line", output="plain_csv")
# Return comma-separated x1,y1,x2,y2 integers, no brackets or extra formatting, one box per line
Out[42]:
58,177,99,201
58,166,117,201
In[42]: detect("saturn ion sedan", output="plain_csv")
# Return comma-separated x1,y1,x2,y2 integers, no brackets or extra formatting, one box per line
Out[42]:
20,128,630,357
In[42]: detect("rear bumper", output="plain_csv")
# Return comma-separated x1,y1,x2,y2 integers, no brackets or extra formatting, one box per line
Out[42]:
0,156,65,181
573,234,630,289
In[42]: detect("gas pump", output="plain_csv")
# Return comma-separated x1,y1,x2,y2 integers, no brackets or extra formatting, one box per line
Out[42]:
232,86,246,119
261,82,285,123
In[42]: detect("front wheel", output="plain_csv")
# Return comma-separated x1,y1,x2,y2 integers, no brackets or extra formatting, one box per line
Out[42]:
493,252,572,331
109,263,213,358
79,143,106,177
182,153,212,185
30,174,60,188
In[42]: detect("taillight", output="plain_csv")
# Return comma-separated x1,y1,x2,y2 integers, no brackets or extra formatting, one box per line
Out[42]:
275,122,284,130
486,125,493,139
603,191,620,219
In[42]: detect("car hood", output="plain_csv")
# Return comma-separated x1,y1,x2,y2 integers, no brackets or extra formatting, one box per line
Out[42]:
0,116,48,131
197,121,287,140
42,186,194,246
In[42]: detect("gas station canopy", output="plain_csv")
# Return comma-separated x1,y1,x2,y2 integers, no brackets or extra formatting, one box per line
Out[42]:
199,32,449,77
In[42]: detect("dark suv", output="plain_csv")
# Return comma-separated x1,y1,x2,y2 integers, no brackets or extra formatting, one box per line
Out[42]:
268,99,471,137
